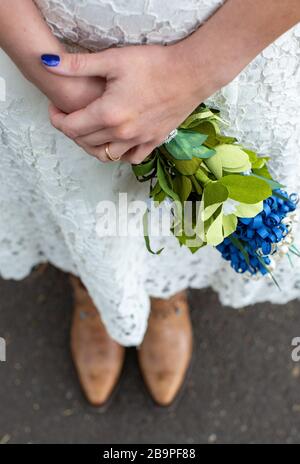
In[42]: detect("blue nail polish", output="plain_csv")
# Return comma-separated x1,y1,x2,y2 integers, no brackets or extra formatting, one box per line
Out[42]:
41,54,60,67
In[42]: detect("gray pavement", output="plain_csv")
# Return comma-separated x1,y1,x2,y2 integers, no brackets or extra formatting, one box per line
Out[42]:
0,265,300,444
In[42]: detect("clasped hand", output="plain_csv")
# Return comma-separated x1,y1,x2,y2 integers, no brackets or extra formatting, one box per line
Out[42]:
43,44,202,164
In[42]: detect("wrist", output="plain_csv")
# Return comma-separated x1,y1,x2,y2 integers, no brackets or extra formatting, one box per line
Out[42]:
168,34,232,104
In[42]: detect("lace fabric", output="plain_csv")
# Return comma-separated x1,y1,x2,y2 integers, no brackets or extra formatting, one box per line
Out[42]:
0,1,300,346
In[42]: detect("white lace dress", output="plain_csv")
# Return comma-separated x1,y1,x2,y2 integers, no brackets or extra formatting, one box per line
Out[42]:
0,0,299,346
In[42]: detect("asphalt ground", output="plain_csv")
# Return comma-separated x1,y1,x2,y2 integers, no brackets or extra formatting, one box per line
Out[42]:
0,265,300,444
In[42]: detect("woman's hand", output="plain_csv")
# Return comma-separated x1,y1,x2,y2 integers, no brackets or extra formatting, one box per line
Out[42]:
39,73,106,115
42,45,212,164
43,0,300,164
0,0,107,115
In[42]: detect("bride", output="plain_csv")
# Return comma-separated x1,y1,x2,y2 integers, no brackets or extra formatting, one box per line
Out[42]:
0,0,299,406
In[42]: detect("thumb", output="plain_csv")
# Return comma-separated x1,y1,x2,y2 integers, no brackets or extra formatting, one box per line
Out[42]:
41,50,115,78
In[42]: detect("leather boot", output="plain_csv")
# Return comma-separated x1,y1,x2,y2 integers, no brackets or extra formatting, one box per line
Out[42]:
138,291,193,406
70,276,125,406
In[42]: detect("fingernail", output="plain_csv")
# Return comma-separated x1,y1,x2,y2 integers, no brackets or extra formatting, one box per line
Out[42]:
41,54,60,67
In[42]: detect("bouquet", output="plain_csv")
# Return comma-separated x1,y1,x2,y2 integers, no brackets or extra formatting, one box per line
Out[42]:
132,104,299,285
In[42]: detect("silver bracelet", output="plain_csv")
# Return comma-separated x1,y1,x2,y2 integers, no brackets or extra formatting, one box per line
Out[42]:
159,129,178,146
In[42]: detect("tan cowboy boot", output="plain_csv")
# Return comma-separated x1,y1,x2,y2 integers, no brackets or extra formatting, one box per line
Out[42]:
70,276,125,406
138,291,193,406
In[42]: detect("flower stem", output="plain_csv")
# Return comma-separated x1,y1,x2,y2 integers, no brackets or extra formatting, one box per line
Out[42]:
195,168,211,186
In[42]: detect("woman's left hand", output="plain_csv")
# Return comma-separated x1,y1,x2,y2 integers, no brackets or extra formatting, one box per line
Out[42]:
43,44,207,164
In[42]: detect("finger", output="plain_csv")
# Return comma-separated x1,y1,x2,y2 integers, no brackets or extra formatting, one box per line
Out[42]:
51,95,123,139
48,102,62,118
76,128,115,148
41,49,116,78
76,122,139,147
78,141,135,163
122,143,156,165
48,103,68,129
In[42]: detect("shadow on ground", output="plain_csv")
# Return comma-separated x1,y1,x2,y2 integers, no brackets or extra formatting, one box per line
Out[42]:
0,265,299,444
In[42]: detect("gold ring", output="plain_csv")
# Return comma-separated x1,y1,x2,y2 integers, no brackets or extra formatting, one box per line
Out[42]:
105,143,121,162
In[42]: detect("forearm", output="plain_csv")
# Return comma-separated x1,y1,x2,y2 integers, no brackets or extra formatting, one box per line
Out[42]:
175,0,300,98
0,0,105,112
0,0,64,87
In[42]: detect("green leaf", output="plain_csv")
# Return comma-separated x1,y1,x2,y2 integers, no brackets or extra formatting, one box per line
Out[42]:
203,152,223,179
190,175,203,195
132,156,156,177
143,212,164,255
150,181,161,198
154,189,167,204
194,121,220,146
252,164,272,179
215,144,251,173
206,208,224,246
220,175,272,204
180,109,215,128
166,129,206,157
195,167,211,186
273,190,290,201
229,236,250,266
215,135,237,145
244,149,269,169
252,173,285,190
204,181,228,208
172,158,202,175
156,159,179,202
203,203,223,221
256,254,281,289
173,176,192,202
234,201,263,218
166,130,215,160
156,159,183,222
222,214,238,238
176,231,205,253
243,148,258,164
